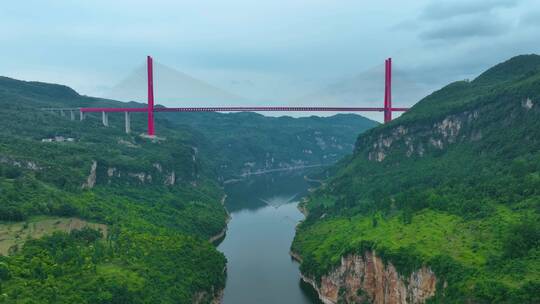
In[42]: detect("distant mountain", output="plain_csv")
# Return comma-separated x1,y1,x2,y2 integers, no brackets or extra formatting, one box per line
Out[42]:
292,54,540,303
163,111,378,179
105,62,249,106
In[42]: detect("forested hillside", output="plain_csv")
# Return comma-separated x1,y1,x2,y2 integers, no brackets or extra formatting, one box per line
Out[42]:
292,55,540,303
0,76,229,303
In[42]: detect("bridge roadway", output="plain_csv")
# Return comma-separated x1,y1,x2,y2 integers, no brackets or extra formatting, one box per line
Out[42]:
78,106,409,113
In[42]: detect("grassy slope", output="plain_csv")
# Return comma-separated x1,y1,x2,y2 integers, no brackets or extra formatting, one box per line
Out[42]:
0,216,108,255
292,55,540,303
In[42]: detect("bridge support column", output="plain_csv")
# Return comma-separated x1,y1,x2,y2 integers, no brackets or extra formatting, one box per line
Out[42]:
70,110,75,121
125,112,130,134
80,111,85,121
60,109,65,117
102,111,109,127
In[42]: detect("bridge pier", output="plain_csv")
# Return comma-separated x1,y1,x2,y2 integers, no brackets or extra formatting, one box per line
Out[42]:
102,111,109,127
60,109,66,117
125,112,130,134
80,111,85,121
70,110,75,121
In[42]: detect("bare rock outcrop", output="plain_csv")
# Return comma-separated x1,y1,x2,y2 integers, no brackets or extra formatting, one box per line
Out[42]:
366,110,478,162
164,171,176,186
304,251,438,304
82,160,97,189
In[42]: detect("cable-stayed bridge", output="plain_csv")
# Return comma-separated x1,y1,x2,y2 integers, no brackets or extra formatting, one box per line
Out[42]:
45,56,409,136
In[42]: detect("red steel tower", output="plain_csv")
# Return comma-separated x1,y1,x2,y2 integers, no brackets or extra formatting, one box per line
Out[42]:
384,58,393,124
147,56,155,136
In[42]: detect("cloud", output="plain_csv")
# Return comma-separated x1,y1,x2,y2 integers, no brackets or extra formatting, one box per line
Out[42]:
401,26,540,88
389,19,421,31
420,18,509,41
412,0,522,44
420,0,521,20
519,9,540,27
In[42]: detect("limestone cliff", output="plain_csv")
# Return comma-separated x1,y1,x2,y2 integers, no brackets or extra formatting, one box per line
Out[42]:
80,160,190,189
301,251,438,304
81,160,97,189
193,289,224,304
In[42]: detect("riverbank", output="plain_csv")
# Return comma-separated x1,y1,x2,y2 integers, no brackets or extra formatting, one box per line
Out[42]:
204,194,231,304
209,194,231,244
291,198,330,304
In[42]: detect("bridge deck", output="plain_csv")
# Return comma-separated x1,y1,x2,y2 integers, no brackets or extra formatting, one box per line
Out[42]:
78,107,409,113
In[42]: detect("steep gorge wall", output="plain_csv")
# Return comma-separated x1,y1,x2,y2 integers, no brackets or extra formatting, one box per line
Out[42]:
80,160,182,189
79,145,202,189
298,96,538,303
302,251,438,304
360,97,537,163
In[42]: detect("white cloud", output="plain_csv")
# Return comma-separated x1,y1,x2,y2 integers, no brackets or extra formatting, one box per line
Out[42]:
420,0,522,20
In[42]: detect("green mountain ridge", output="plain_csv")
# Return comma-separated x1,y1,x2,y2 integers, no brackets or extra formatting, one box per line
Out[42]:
292,54,540,303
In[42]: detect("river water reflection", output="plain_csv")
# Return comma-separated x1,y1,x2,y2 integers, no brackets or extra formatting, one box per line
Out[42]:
218,171,321,304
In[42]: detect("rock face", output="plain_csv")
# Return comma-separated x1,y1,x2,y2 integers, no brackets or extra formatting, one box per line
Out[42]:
364,96,537,163
365,110,477,163
0,156,42,171
79,159,184,188
81,160,97,189
192,289,223,304
305,251,437,304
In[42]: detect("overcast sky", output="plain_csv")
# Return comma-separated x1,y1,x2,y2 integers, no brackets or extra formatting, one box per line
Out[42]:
1,0,539,112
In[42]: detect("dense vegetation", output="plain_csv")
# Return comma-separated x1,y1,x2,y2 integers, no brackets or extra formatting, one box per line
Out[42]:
0,77,230,303
0,75,371,302
292,55,540,303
